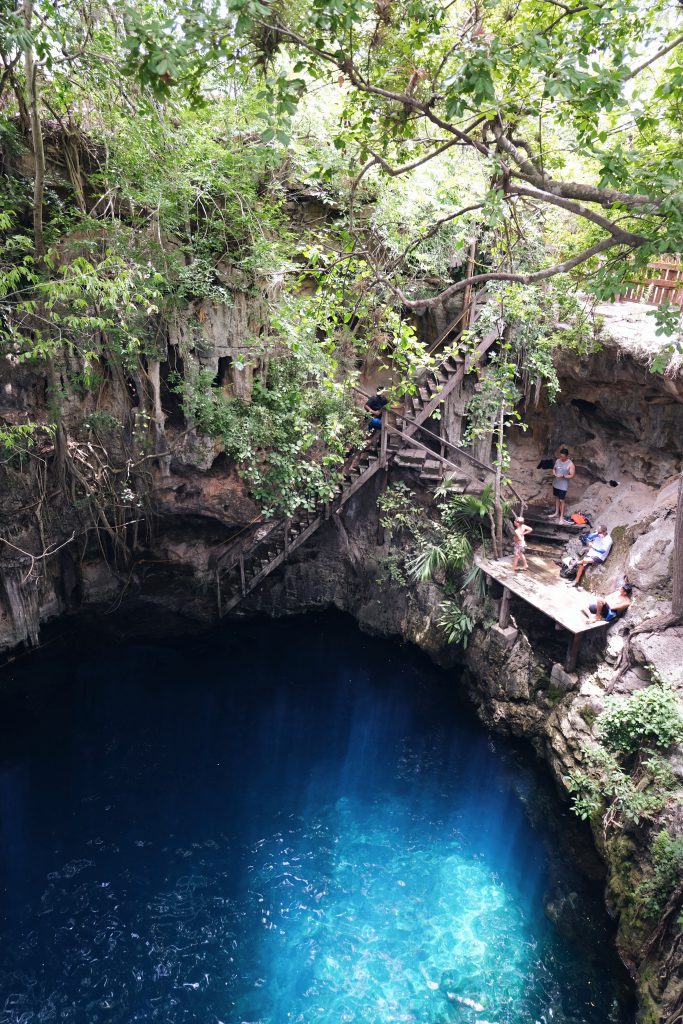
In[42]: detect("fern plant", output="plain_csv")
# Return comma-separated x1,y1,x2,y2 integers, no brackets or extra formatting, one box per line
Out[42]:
407,531,473,581
437,600,475,647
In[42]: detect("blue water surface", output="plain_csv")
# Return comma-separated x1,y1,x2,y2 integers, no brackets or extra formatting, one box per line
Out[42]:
0,613,631,1024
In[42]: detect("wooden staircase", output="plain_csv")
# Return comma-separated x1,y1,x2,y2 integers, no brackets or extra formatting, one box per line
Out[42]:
215,440,386,615
214,294,503,615
392,446,471,491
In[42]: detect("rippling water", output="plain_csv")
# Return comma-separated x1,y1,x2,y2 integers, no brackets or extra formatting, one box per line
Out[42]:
0,613,631,1023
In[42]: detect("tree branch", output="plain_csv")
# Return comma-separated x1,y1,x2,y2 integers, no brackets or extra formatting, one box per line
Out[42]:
507,184,648,246
623,32,683,83
368,137,460,177
385,237,620,311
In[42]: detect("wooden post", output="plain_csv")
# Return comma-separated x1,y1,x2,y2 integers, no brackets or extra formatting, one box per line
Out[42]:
463,239,477,327
376,466,388,546
284,518,290,558
239,553,246,597
498,587,511,628
565,632,582,672
379,417,388,468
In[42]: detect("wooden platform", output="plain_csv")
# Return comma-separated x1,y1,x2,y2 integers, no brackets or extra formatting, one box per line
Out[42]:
475,552,608,670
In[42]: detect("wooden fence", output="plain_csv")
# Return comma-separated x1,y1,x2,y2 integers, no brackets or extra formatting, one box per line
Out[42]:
616,256,683,305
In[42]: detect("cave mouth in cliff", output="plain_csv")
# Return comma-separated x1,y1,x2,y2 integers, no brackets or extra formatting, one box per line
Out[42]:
0,613,633,1022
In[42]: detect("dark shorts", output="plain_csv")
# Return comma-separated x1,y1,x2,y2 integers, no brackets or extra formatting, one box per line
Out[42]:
588,602,618,622
553,486,568,499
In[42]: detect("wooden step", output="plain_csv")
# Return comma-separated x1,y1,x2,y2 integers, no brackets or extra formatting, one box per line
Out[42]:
421,460,443,481
394,450,425,467
441,355,462,373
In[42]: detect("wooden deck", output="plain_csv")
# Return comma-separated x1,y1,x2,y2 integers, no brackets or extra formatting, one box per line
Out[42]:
475,552,608,670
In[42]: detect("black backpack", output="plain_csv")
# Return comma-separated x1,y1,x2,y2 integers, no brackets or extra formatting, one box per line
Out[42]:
560,559,578,580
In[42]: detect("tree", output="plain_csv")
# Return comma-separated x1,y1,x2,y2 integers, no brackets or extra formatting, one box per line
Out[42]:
120,0,683,327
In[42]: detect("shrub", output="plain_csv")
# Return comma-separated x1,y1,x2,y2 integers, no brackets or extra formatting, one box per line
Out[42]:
567,747,674,825
598,677,683,756
635,830,683,921
437,600,475,648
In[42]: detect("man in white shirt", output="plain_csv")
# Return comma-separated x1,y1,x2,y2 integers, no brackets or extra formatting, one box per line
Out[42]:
547,447,575,523
571,525,613,588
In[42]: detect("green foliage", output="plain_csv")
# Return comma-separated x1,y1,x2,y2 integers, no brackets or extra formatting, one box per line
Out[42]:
0,211,164,366
635,830,683,922
176,354,363,517
377,482,422,535
82,410,123,434
437,600,475,648
598,676,683,756
568,671,683,829
438,484,495,535
0,422,55,461
407,532,473,581
567,747,675,825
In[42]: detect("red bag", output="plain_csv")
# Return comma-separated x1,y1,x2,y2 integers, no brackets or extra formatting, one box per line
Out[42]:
570,513,588,525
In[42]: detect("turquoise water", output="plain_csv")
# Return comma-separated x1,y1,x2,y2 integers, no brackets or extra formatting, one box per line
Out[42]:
0,614,631,1023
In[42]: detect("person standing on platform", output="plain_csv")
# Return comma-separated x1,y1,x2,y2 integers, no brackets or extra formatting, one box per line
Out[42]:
512,517,533,571
548,447,575,523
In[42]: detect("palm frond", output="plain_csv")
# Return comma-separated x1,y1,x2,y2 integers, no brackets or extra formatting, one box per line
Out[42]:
407,543,449,581
460,563,486,598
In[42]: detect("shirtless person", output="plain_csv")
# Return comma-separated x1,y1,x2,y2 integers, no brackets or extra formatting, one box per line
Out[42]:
581,583,633,623
512,517,533,571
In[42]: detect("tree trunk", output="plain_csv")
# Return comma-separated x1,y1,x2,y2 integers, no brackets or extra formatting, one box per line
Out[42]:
22,5,69,485
493,402,505,557
23,0,45,263
673,469,683,618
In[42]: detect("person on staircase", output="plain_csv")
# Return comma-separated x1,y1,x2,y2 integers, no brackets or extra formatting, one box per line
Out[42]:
364,386,389,434
548,447,575,523
571,525,613,588
344,387,389,479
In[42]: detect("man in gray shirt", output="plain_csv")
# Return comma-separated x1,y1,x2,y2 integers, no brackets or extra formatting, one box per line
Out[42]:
547,447,575,523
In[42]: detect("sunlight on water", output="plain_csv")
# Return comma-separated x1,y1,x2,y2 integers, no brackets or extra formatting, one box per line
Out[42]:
0,615,630,1024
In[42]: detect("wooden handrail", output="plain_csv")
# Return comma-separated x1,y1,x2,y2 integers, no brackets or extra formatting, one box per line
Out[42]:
387,425,482,478
425,287,487,357
351,384,493,476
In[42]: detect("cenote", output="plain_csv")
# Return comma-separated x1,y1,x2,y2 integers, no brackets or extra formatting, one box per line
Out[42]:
0,613,632,1024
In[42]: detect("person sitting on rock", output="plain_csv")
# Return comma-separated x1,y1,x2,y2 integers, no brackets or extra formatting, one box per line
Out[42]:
581,582,632,622
571,525,613,588
512,517,533,572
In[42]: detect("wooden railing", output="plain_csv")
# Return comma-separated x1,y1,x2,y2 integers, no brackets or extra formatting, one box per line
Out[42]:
425,288,485,357
616,256,683,306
